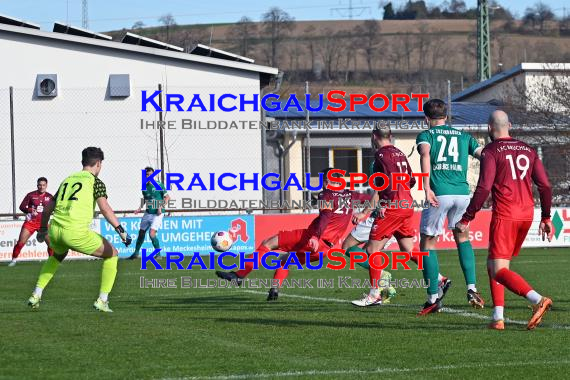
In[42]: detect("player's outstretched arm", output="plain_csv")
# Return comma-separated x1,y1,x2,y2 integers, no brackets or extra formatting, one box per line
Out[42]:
353,191,380,224
531,156,554,241
456,149,496,231
19,193,31,214
158,194,170,215
473,147,483,160
135,197,145,214
417,144,438,207
97,197,132,247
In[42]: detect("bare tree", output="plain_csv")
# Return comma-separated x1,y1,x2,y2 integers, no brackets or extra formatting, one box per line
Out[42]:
319,28,343,80
535,2,555,31
430,34,446,70
504,64,570,205
353,19,381,79
132,21,145,30
524,2,555,32
158,14,177,43
416,23,431,73
401,32,417,74
303,25,318,78
262,7,295,67
228,16,258,57
172,28,208,52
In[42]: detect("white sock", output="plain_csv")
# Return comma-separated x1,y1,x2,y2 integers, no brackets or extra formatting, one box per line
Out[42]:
428,293,438,304
493,306,504,321
33,287,43,297
467,284,477,292
525,290,542,305
99,292,109,302
437,273,443,282
369,287,380,298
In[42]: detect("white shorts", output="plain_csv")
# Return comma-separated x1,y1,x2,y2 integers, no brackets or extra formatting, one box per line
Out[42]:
140,213,163,231
350,216,375,242
420,195,471,236
349,217,398,249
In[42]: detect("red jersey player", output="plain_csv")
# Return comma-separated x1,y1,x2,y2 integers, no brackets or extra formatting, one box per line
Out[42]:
215,168,370,301
352,126,418,308
456,110,554,330
8,177,54,267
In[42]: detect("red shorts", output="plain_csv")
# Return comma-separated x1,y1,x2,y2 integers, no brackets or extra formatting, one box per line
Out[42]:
488,217,532,260
369,210,414,241
277,229,329,262
22,220,40,234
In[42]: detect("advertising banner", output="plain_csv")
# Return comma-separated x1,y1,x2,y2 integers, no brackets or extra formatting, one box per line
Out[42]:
0,219,100,262
254,209,569,251
101,214,255,258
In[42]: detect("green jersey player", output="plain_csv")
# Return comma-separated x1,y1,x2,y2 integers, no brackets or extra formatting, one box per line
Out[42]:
416,99,484,316
28,147,132,312
128,167,169,260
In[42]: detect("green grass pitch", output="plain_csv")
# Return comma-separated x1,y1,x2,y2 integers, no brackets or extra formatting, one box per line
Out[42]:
1,248,569,379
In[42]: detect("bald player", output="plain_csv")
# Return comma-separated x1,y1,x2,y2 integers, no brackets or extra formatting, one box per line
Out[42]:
456,110,554,330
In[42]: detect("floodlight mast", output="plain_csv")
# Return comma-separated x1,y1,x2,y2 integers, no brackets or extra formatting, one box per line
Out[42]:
477,0,491,81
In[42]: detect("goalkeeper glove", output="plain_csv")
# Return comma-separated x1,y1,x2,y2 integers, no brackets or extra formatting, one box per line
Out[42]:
115,225,132,247
36,227,48,243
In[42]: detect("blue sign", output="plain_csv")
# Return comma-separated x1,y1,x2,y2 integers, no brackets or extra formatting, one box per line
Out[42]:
102,214,255,258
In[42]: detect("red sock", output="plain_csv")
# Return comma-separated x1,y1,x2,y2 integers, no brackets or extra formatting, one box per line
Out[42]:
273,267,289,287
12,242,25,260
369,253,383,289
235,245,270,278
487,267,504,307
494,268,533,298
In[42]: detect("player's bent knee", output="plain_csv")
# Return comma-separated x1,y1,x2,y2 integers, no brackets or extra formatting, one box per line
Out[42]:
452,229,469,243
262,235,279,249
342,235,359,250
54,251,68,262
93,239,117,259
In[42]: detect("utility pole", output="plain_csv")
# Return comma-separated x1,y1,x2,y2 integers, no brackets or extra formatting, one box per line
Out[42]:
477,0,491,81
82,0,89,29
331,0,369,19
305,81,311,207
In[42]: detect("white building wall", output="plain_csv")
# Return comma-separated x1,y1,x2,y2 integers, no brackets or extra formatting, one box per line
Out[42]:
0,32,263,214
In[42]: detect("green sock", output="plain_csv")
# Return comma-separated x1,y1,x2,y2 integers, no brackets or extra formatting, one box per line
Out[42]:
422,250,440,295
457,241,476,286
36,256,61,290
100,256,118,295
134,231,145,254
344,245,369,270
150,236,160,249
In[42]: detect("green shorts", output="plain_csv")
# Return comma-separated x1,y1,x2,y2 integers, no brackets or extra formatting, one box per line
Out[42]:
48,222,104,255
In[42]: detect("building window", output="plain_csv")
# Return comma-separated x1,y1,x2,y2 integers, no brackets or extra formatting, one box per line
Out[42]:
362,148,375,175
309,147,330,176
332,148,358,173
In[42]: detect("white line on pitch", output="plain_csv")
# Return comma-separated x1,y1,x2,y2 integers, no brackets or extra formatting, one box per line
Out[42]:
241,290,570,330
163,359,570,380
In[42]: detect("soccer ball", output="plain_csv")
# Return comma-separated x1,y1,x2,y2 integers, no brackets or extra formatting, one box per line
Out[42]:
211,231,234,252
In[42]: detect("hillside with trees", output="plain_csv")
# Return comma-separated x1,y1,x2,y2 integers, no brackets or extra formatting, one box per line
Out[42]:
107,1,570,98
